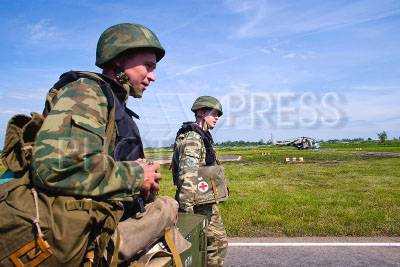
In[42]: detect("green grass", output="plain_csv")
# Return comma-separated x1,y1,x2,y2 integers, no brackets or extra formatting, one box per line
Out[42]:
2,144,399,237
321,140,400,150
158,145,400,237
145,147,173,158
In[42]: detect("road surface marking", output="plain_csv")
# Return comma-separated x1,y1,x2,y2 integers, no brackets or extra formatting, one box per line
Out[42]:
229,242,400,247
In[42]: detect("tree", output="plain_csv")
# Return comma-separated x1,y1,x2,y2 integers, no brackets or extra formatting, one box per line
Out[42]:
377,131,387,143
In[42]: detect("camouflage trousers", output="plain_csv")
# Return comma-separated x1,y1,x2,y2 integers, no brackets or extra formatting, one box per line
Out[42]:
194,203,228,267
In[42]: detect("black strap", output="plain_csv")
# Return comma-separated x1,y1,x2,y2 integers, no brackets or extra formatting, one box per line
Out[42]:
175,122,216,166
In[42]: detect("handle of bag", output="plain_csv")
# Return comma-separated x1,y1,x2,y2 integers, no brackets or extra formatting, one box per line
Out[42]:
164,228,183,267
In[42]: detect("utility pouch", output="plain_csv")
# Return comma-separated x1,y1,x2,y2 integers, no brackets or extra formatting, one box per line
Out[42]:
194,165,229,205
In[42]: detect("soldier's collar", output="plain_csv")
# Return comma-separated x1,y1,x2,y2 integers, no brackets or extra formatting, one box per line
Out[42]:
100,74,129,102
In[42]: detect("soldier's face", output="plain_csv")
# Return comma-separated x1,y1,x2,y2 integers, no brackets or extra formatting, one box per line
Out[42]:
200,109,220,129
120,51,157,97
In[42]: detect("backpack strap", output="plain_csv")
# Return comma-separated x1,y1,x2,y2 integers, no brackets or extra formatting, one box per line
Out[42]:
103,96,116,155
43,71,117,154
164,227,183,267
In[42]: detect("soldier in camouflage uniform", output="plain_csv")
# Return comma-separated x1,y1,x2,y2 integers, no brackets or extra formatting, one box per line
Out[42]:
34,23,165,198
171,96,229,267
0,23,180,266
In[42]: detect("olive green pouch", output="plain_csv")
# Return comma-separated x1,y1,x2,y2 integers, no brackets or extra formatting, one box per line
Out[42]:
194,165,229,205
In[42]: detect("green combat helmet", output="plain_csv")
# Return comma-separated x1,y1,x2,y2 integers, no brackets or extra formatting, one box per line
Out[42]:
191,96,223,116
95,23,165,68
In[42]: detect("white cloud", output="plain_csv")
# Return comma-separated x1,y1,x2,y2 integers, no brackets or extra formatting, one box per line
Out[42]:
347,85,398,94
165,54,245,77
28,19,63,43
282,52,317,60
224,0,400,39
343,88,400,123
224,0,261,13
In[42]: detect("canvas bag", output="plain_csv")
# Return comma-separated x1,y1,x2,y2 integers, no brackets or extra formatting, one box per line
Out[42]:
0,173,124,266
117,196,190,266
194,165,229,205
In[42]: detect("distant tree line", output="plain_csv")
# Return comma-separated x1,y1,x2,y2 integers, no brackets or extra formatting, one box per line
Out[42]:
215,132,399,147
1,131,398,152
216,139,267,147
324,131,398,144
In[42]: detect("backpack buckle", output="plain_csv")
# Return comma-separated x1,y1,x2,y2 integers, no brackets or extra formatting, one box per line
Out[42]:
9,236,52,267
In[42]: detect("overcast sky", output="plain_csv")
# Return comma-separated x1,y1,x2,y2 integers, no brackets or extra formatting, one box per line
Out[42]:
0,0,399,147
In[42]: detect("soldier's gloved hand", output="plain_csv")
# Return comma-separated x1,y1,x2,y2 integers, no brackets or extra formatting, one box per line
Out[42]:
136,159,161,199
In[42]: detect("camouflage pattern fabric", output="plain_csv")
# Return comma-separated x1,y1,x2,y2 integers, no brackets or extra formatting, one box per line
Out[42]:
32,77,144,201
173,130,228,266
194,204,228,267
96,23,165,67
174,131,205,212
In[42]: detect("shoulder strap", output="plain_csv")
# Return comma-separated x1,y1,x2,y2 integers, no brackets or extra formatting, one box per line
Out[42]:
43,71,115,116
103,99,116,155
43,71,116,154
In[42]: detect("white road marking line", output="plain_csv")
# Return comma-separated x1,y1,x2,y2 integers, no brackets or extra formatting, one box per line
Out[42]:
229,242,400,247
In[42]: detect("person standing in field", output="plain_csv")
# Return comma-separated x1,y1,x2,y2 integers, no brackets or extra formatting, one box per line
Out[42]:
0,23,182,266
171,96,230,267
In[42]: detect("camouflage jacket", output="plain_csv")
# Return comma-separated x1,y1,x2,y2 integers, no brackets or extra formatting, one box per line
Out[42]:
32,75,144,201
172,129,208,212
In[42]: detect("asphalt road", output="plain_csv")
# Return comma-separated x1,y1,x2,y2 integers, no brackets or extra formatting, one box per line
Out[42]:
225,237,400,267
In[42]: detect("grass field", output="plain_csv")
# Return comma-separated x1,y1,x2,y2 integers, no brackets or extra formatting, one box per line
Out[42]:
155,143,400,237
1,142,399,237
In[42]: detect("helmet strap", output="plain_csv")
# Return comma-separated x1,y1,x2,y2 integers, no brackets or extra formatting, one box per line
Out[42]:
115,67,143,99
203,122,211,131
196,113,211,132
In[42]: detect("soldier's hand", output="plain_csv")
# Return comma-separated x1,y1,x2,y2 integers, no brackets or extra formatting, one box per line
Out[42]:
136,159,161,198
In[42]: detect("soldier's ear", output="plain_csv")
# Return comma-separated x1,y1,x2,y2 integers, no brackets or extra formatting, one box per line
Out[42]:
113,59,126,76
195,109,204,118
113,58,123,69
